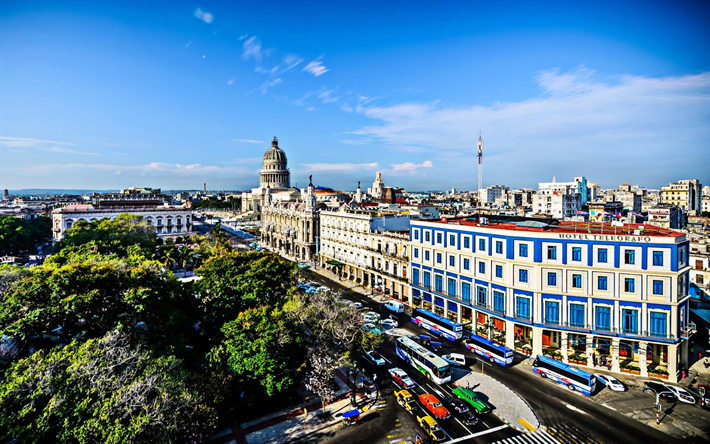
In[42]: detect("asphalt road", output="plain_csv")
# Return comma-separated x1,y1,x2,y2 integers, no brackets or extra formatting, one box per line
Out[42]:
306,271,689,444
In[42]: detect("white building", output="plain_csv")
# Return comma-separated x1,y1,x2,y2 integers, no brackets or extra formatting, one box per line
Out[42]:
367,172,385,200
478,185,508,204
661,179,703,216
532,187,582,219
241,137,292,216
538,176,591,205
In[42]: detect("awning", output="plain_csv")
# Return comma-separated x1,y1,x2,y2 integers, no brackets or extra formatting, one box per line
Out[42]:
326,260,344,266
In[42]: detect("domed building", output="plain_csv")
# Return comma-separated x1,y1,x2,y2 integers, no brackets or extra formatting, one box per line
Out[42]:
260,137,290,189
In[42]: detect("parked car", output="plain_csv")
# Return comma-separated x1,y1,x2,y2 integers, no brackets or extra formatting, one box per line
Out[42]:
364,350,386,366
389,368,416,389
361,312,380,323
441,353,466,367
395,389,420,414
663,385,696,404
452,387,491,414
353,302,363,310
418,393,451,420
363,323,382,335
416,414,447,442
643,381,676,402
381,319,398,329
594,373,626,392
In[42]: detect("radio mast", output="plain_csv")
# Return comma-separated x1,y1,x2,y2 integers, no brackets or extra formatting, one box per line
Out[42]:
477,132,484,219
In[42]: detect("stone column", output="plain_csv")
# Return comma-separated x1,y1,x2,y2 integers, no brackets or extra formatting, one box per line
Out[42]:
611,338,621,373
586,335,594,367
443,301,448,319
668,343,679,383
639,341,648,377
561,332,569,363
505,320,516,350
457,303,462,324
532,326,543,357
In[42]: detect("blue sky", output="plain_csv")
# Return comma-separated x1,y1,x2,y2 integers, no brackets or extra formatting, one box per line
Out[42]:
1,0,708,192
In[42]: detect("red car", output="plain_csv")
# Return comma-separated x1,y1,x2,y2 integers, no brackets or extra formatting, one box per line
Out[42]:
418,393,451,420
389,368,416,389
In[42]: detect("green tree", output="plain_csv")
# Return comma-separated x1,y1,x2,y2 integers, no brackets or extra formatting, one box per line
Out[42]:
53,213,156,258
0,330,216,443
208,306,305,397
209,222,231,256
0,216,51,255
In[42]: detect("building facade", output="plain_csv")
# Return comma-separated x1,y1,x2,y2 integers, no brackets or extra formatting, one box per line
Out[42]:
661,179,703,216
241,137,292,216
532,187,582,219
408,216,691,382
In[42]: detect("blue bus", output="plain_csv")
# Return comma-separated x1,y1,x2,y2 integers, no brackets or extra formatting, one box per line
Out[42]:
532,355,597,395
464,334,514,366
411,309,463,341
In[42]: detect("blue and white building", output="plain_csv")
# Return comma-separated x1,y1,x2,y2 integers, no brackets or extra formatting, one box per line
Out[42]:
408,216,692,382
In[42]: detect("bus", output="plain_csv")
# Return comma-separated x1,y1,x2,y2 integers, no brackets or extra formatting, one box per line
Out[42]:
532,355,597,395
464,334,514,366
395,337,452,384
411,309,463,341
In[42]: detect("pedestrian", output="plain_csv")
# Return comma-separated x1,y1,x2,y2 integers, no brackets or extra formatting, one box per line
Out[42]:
466,380,470,389
682,369,687,379
592,352,597,367
373,373,377,383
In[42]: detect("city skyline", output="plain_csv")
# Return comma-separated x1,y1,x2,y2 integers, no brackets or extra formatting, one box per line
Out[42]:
1,0,708,191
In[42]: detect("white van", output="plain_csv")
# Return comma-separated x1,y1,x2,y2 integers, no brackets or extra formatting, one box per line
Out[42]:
384,300,405,313
441,353,466,367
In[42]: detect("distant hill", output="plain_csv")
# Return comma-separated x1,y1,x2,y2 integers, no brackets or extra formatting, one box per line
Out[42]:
8,189,242,196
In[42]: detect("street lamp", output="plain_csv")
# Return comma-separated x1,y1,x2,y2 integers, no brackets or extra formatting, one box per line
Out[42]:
349,360,358,408
642,387,674,425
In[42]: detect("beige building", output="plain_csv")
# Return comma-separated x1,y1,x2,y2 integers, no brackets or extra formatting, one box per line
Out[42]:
241,137,292,217
661,179,702,216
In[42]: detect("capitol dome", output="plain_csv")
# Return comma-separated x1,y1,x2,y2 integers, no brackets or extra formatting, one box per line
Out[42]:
259,136,290,189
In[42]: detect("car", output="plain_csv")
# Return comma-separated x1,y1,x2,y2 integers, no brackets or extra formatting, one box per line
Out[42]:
389,368,416,389
643,381,676,402
452,387,492,414
363,323,382,335
441,353,466,367
594,373,626,392
381,319,398,329
416,414,447,442
395,389,420,414
364,350,386,366
663,384,696,404
443,397,480,426
418,393,451,420
353,302,363,310
458,409,480,426
361,311,380,322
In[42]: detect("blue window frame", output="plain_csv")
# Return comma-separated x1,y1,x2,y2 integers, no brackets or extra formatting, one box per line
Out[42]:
449,255,455,267
413,248,419,259
572,247,582,262
598,248,608,263
493,290,505,313
436,233,442,244
495,241,503,254
495,265,503,278
652,251,663,266
477,286,487,307
653,280,663,295
624,249,635,265
435,275,443,292
436,253,442,264
547,272,557,286
598,276,608,291
479,238,486,251
519,269,528,283
414,230,419,240
516,296,530,320
547,246,557,260
595,306,611,331
425,231,430,242
624,278,635,293
650,311,667,337
622,309,638,334
462,282,471,303
463,258,470,270
449,234,455,246
424,251,430,261
569,303,585,328
519,244,528,257
413,268,420,285
423,271,431,288
572,274,582,289
448,278,456,296
544,301,560,325
479,262,485,274
463,237,470,249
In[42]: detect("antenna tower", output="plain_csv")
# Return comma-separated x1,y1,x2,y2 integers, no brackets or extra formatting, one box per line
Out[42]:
477,132,484,218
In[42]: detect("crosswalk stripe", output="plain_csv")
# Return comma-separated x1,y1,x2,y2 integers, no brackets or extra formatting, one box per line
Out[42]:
489,430,563,444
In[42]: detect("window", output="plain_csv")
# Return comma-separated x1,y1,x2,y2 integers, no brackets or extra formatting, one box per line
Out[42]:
414,230,419,240
448,278,456,296
436,253,442,264
425,231,430,242
624,278,635,293
516,296,530,320
544,301,560,325
495,241,503,254
624,249,635,265
595,306,611,331
519,244,528,257
462,282,471,303
653,280,663,295
519,269,528,283
424,251,430,261
652,251,663,267
463,258,470,270
449,256,455,267
598,276,608,291
572,247,582,262
435,275,443,292
570,303,585,328
547,272,557,286
479,238,486,251
650,312,667,337
495,265,503,278
493,290,505,313
547,246,557,260
423,271,431,288
479,262,486,274
622,309,638,334
413,248,419,259
413,268,420,285
463,237,470,249
477,287,487,307
572,274,582,289
436,233,442,244
450,234,455,246
598,248,608,263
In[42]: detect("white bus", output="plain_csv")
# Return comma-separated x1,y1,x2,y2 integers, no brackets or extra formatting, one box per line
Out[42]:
395,337,451,384
411,308,463,341
465,334,514,366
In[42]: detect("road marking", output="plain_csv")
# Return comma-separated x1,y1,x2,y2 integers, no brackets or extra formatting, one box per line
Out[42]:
383,356,392,364
444,424,508,443
517,419,537,431
565,404,588,415
425,382,445,398
454,417,472,434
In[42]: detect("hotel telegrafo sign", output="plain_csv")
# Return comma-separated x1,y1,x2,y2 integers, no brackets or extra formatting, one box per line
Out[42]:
557,233,652,243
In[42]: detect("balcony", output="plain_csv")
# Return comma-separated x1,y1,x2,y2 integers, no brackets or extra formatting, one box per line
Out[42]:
513,313,532,323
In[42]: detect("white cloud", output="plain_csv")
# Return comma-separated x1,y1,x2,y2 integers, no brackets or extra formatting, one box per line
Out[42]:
339,139,370,145
303,60,329,77
301,162,379,172
256,78,282,94
305,107,317,112
391,160,434,171
232,139,265,144
0,136,76,147
194,8,214,24
186,40,192,48
353,68,710,187
318,87,340,104
227,78,235,86
41,146,101,156
241,36,268,62
283,54,304,71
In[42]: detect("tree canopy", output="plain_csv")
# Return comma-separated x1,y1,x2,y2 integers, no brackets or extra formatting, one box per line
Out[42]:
53,214,156,258
0,215,51,255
